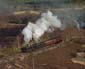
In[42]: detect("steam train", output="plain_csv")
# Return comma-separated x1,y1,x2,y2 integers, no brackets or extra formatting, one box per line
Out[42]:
21,36,62,53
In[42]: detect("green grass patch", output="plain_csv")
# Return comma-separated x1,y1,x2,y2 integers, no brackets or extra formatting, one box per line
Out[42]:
0,47,20,57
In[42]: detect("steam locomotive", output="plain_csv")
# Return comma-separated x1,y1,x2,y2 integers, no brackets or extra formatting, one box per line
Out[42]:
21,36,62,53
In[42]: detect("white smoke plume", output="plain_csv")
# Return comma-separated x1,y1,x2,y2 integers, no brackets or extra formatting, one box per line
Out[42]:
22,22,33,44
29,22,45,42
22,10,62,45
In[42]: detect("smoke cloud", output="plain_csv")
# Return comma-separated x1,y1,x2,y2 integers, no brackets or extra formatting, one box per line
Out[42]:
22,10,62,45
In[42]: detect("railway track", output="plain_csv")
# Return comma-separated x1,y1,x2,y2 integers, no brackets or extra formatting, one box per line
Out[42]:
26,37,85,56
32,39,70,56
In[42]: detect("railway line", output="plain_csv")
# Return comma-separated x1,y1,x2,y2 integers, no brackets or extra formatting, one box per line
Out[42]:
22,37,84,56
